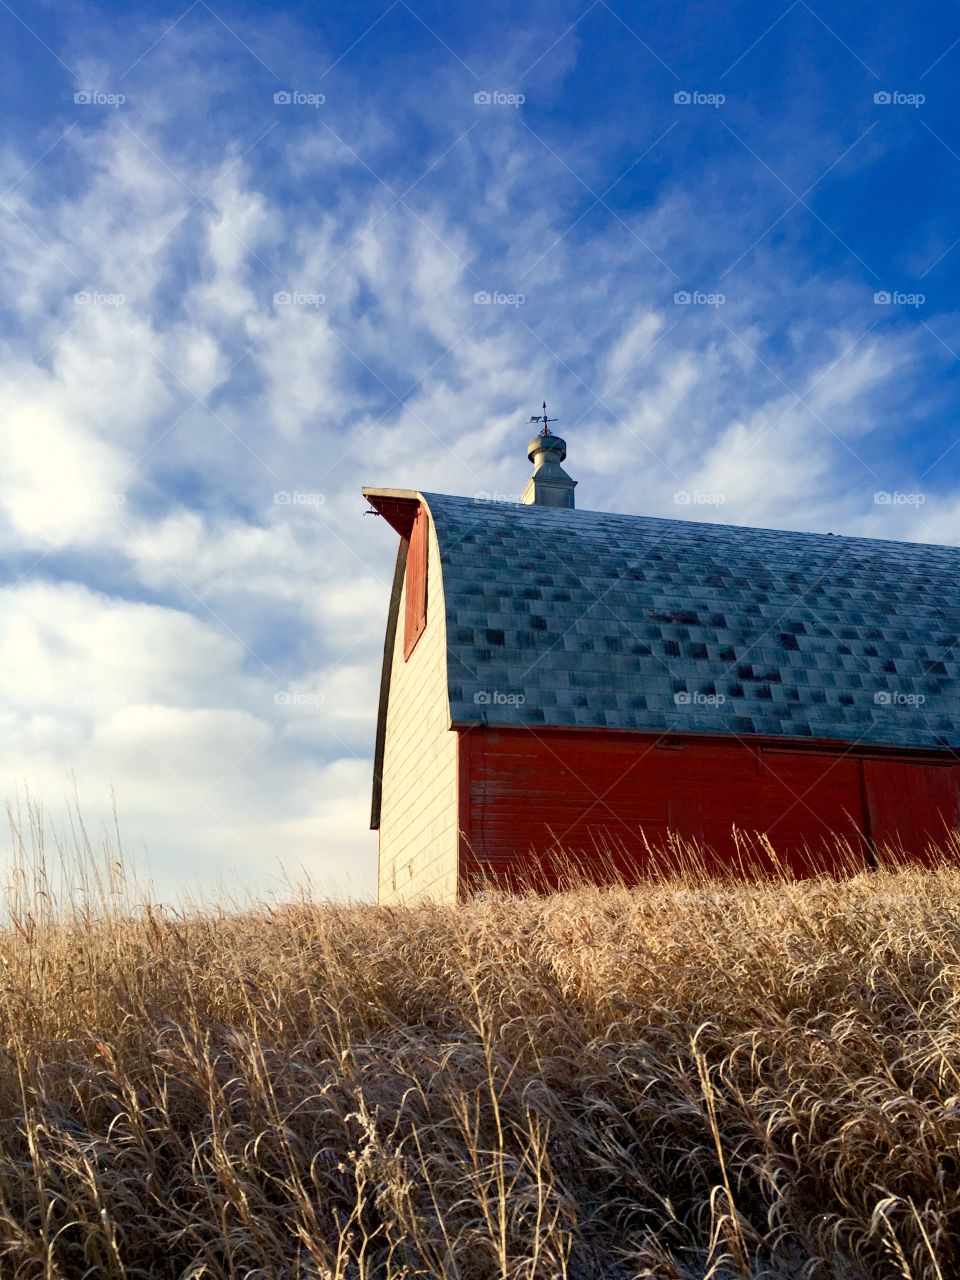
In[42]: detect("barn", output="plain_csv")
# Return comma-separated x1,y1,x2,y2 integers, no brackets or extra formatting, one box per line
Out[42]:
364,426,960,904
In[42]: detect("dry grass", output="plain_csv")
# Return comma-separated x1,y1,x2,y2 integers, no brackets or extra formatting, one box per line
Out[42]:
2,810,960,1278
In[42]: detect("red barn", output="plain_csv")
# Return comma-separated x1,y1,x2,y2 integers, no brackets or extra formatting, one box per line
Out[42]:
364,427,960,903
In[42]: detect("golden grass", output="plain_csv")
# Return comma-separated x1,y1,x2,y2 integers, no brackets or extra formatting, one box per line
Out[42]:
2,810,960,1278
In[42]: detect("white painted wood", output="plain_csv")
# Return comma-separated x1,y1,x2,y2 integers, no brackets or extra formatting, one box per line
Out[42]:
377,515,459,904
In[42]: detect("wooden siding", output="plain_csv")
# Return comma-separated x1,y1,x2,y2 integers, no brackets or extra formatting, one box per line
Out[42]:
458,727,960,890
862,759,960,865
403,507,428,660
377,509,458,904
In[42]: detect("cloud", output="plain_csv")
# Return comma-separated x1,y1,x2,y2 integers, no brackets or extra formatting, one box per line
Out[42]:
0,579,374,900
1,395,127,543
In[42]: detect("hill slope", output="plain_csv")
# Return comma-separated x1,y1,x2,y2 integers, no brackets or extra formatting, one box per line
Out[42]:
1,848,959,1278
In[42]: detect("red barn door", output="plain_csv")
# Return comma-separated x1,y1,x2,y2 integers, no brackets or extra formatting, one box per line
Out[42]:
862,760,959,865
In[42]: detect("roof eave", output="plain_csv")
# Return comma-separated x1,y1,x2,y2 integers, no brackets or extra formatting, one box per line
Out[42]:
449,719,960,759
363,487,423,538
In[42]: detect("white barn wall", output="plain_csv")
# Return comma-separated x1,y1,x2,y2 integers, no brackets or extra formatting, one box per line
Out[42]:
377,515,459,904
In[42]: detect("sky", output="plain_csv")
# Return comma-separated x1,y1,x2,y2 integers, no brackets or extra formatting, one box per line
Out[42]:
2,0,960,902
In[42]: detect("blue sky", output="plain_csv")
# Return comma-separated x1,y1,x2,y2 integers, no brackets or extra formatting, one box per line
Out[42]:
2,0,959,900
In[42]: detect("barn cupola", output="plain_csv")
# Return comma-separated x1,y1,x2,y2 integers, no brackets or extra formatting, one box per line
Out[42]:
521,401,577,508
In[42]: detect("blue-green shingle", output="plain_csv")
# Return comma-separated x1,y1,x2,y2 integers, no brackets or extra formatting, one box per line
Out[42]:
424,493,960,750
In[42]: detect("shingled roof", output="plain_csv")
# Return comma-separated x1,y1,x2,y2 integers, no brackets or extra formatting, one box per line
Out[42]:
413,492,960,751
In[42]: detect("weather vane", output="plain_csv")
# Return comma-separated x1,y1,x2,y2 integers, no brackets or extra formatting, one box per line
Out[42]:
529,400,558,437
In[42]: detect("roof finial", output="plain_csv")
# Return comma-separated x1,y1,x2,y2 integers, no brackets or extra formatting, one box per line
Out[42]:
529,400,558,438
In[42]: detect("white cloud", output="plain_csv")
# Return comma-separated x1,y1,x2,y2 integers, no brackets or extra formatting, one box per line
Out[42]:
0,580,376,900
0,581,249,717
0,393,128,544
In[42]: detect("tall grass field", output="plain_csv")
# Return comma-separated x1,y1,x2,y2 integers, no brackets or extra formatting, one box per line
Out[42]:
2,810,959,1278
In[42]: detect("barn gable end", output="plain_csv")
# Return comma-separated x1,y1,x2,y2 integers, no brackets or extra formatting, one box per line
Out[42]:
367,493,459,904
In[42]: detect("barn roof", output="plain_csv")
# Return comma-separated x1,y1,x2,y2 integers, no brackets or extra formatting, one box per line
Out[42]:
375,490,960,752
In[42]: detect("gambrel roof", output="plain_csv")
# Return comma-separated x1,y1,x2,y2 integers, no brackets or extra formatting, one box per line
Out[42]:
363,486,960,747
368,489,960,751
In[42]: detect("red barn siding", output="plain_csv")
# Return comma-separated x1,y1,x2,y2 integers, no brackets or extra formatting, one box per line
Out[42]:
457,727,960,890
862,759,960,866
